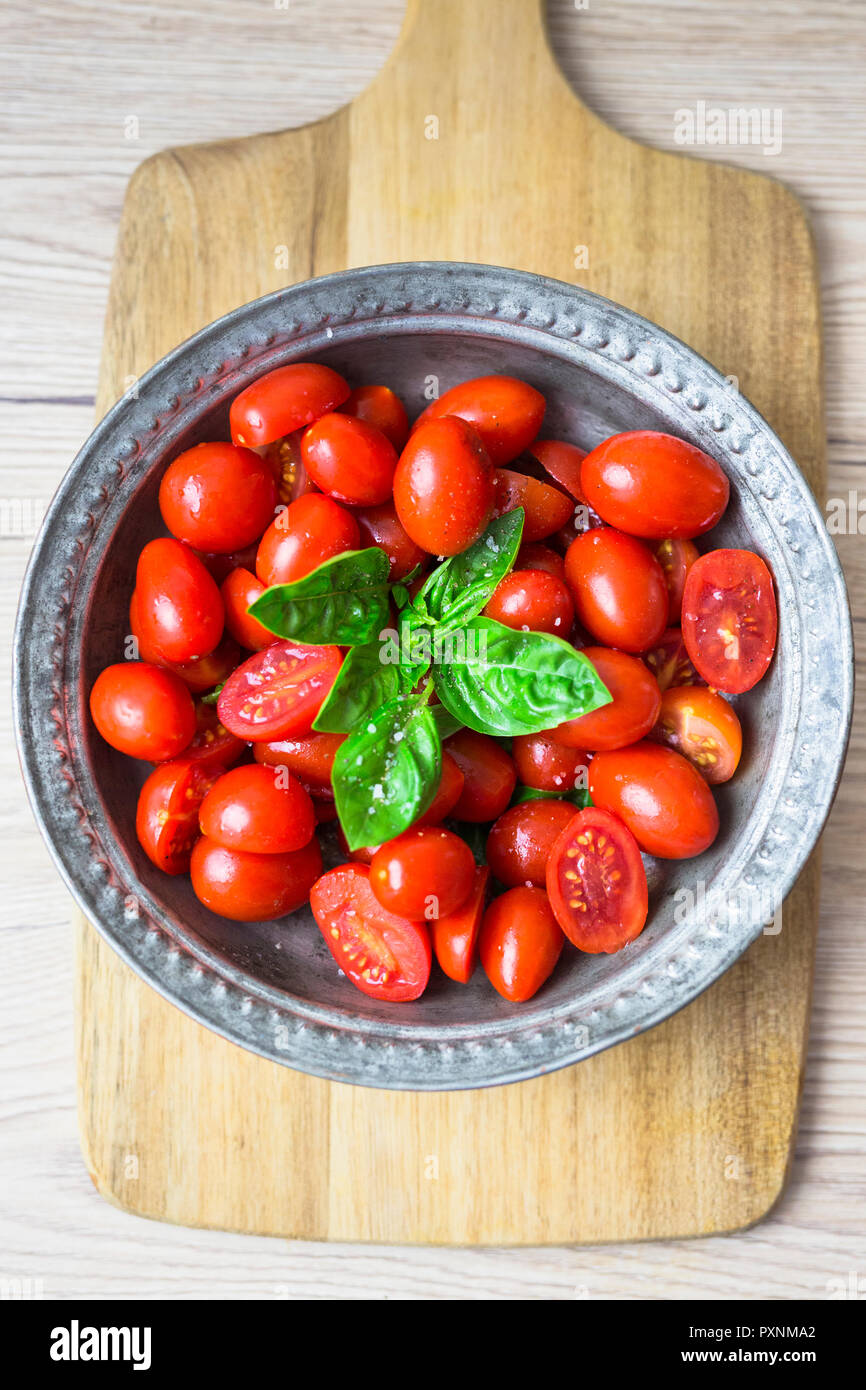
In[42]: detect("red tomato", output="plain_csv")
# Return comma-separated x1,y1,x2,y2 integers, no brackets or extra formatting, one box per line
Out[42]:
255,493,360,586
394,417,494,556
134,538,224,664
414,751,465,825
310,863,432,1001
414,375,545,465
195,542,259,586
649,684,743,784
546,807,648,954
682,549,777,694
314,801,339,824
301,411,397,506
479,886,563,1002
136,758,220,875
230,362,350,448
253,730,346,799
220,567,274,651
589,742,719,859
158,442,277,553
490,469,573,542
90,662,196,762
262,431,316,506
555,647,661,752
486,800,577,888
564,527,668,653
191,835,322,922
483,568,574,637
580,431,730,539
515,542,565,580
370,827,476,920
446,729,517,822
130,589,238,690
354,501,428,581
339,384,410,451
655,538,699,622
217,640,342,742
199,763,316,854
432,866,489,983
182,699,246,773
643,628,703,692
526,438,586,499
512,731,589,793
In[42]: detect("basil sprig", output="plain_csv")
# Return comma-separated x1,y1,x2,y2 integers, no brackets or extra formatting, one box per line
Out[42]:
248,547,391,646
412,509,524,629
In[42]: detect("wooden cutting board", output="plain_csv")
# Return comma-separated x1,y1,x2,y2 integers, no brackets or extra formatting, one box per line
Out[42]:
76,0,824,1244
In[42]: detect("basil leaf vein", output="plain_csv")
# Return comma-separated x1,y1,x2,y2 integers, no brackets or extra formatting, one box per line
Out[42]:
332,693,442,849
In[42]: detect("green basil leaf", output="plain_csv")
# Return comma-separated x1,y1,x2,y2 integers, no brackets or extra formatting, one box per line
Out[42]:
431,704,464,740
512,786,593,808
432,616,611,737
418,509,525,628
200,680,226,706
313,640,400,733
332,693,442,850
248,548,390,646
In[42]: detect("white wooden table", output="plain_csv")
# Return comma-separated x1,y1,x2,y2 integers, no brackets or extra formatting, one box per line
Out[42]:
1,0,863,1299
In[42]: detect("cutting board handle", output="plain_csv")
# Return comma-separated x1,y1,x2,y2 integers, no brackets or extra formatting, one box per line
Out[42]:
387,0,569,92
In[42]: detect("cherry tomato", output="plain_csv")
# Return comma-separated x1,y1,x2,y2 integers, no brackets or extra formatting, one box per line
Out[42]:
432,866,489,983
301,411,398,506
414,751,465,825
446,729,516,822
682,549,777,694
90,662,196,762
130,589,238,690
486,800,577,888
526,438,586,499
158,442,277,553
414,375,545,465
199,763,316,854
339,384,409,451
230,362,350,448
555,647,661,752
393,416,494,556
483,568,574,636
515,543,565,580
310,863,432,1001
479,886,563,1002
370,827,476,920
354,501,428,581
253,730,346,799
220,567,274,651
643,628,703,692
134,538,224,664
217,640,342,742
564,527,668,653
136,758,220,875
649,684,743,784
546,807,648,953
262,430,316,505
655,538,699,622
589,741,719,859
512,731,589,792
191,835,322,922
195,542,260,586
182,699,246,772
255,493,360,586
580,431,730,539
491,469,573,542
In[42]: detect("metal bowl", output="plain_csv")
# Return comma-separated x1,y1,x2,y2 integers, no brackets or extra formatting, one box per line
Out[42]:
14,262,853,1089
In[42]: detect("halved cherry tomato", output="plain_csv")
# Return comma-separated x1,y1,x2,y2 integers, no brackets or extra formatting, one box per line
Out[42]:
230,362,350,449
512,731,589,792
432,866,489,983
339,383,410,451
581,431,730,539
414,375,545,465
479,886,563,1002
649,684,742,784
159,442,277,553
370,826,475,920
555,647,661,752
191,835,322,921
354,501,428,581
253,730,346,799
526,438,587,499
515,542,565,580
446,729,517,822
546,807,648,953
486,800,577,888
90,662,196,762
643,628,703,692
220,567,274,651
301,412,397,506
217,640,342,742
491,469,573,542
262,430,316,505
483,568,574,637
564,527,668,653
682,549,777,694
589,741,719,859
310,863,432,1001
655,538,699,622
134,538,224,664
199,763,316,853
136,758,220,875
394,416,494,556
183,699,246,772
255,493,360,586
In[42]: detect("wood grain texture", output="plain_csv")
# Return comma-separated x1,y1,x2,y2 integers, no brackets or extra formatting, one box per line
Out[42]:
2,0,864,1293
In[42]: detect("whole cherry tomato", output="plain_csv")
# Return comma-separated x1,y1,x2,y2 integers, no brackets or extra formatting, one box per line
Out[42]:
354,501,428,581
90,662,196,762
414,751,465,825
512,731,589,793
515,542,565,580
182,699,246,773
546,807,648,953
253,730,346,799
370,826,476,920
446,729,517,822
643,627,703,692
159,442,277,553
486,800,577,888
256,493,360,586
339,384,410,451
393,417,494,556
479,886,563,1002
649,684,743,784
130,589,238,690
191,835,322,921
230,362,350,448
220,567,274,651
413,375,545,465
580,431,730,539
564,527,668,653
301,411,397,506
555,646,661,752
136,758,220,874
490,469,573,541
589,741,719,859
134,538,224,664
310,863,432,1001
483,568,574,637
655,538,699,622
526,438,587,500
199,763,317,854
682,549,777,694
217,640,342,742
432,866,489,984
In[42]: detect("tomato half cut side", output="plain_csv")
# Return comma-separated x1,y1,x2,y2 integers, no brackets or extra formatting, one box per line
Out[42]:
648,684,743,784
682,549,777,694
432,866,490,983
217,640,342,742
182,699,246,772
643,628,703,692
546,807,648,954
310,864,432,1002
136,758,221,875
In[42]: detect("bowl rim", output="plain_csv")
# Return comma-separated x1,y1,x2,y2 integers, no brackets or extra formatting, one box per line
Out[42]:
14,260,854,1089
